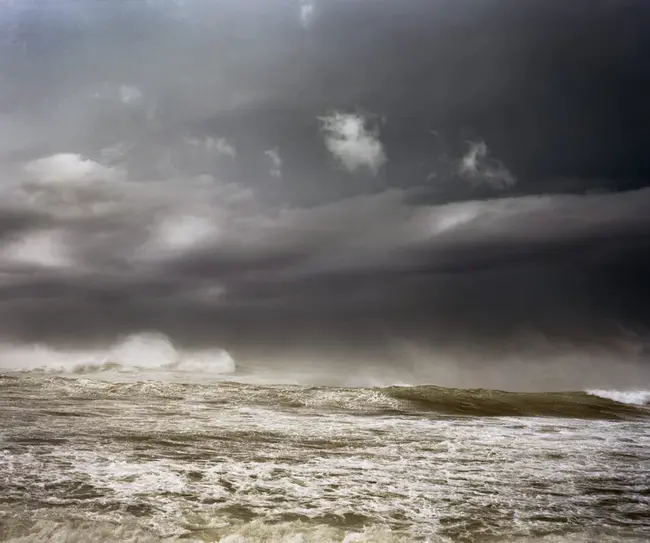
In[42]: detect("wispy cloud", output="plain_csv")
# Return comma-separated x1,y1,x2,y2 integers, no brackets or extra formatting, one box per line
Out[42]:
264,147,283,178
210,137,238,159
299,0,316,28
458,141,516,190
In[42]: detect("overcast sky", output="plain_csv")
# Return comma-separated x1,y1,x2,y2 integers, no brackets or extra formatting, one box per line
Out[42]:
0,0,649,388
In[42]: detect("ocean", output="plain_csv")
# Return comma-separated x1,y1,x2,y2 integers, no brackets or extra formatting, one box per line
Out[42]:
1,365,649,542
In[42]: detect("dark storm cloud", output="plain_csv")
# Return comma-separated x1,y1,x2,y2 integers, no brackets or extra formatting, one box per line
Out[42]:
0,208,50,241
0,0,649,386
0,183,648,350
4,0,649,191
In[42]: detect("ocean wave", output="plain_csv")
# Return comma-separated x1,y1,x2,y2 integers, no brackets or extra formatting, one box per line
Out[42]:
0,519,421,543
3,375,648,420
586,389,650,406
382,386,650,419
4,518,643,543
2,517,647,543
0,332,236,377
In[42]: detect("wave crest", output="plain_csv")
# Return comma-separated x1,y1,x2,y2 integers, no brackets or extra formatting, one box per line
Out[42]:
383,386,650,419
5,376,647,421
587,389,650,406
0,332,236,377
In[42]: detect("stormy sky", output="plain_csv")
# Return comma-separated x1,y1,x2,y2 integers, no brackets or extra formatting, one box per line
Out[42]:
0,0,649,388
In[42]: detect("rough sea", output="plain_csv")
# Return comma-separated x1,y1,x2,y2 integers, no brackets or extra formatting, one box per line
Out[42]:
1,353,649,543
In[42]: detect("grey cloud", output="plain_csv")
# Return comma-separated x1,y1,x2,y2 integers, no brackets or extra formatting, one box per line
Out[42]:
0,165,647,346
0,0,649,388
0,208,50,242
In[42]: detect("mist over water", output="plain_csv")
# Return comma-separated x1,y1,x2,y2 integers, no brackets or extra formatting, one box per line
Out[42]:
1,1,650,541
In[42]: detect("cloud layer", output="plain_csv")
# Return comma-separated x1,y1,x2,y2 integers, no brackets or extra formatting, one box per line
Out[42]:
0,0,649,388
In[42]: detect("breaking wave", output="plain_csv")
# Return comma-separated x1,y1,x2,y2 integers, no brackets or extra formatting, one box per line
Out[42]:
0,332,236,377
383,385,650,419
2,375,648,420
587,389,650,406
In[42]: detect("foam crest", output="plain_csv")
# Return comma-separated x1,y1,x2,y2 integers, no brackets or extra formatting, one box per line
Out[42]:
587,389,650,406
0,332,235,377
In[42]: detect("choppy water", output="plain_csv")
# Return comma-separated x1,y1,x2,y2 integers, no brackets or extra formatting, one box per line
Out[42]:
1,373,649,542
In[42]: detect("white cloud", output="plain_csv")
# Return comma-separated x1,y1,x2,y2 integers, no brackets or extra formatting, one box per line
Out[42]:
24,153,117,186
458,140,516,190
264,147,283,178
118,84,144,106
319,112,387,175
1,230,72,269
152,215,218,254
18,153,127,220
299,0,316,28
206,136,237,159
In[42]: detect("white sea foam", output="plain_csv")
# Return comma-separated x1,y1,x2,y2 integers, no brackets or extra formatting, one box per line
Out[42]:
0,331,235,377
2,378,648,542
587,389,650,406
0,519,436,543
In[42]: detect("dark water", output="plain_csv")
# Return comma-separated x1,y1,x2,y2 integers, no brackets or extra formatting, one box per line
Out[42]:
1,374,649,542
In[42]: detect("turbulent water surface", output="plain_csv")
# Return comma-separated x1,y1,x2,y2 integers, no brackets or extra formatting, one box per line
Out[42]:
1,371,649,542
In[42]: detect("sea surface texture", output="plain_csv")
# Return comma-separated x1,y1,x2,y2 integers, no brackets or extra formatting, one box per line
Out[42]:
1,371,649,542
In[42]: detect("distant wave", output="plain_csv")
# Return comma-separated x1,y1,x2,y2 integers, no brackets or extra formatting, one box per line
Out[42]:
0,332,236,377
383,386,650,419
587,389,650,406
3,375,648,421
